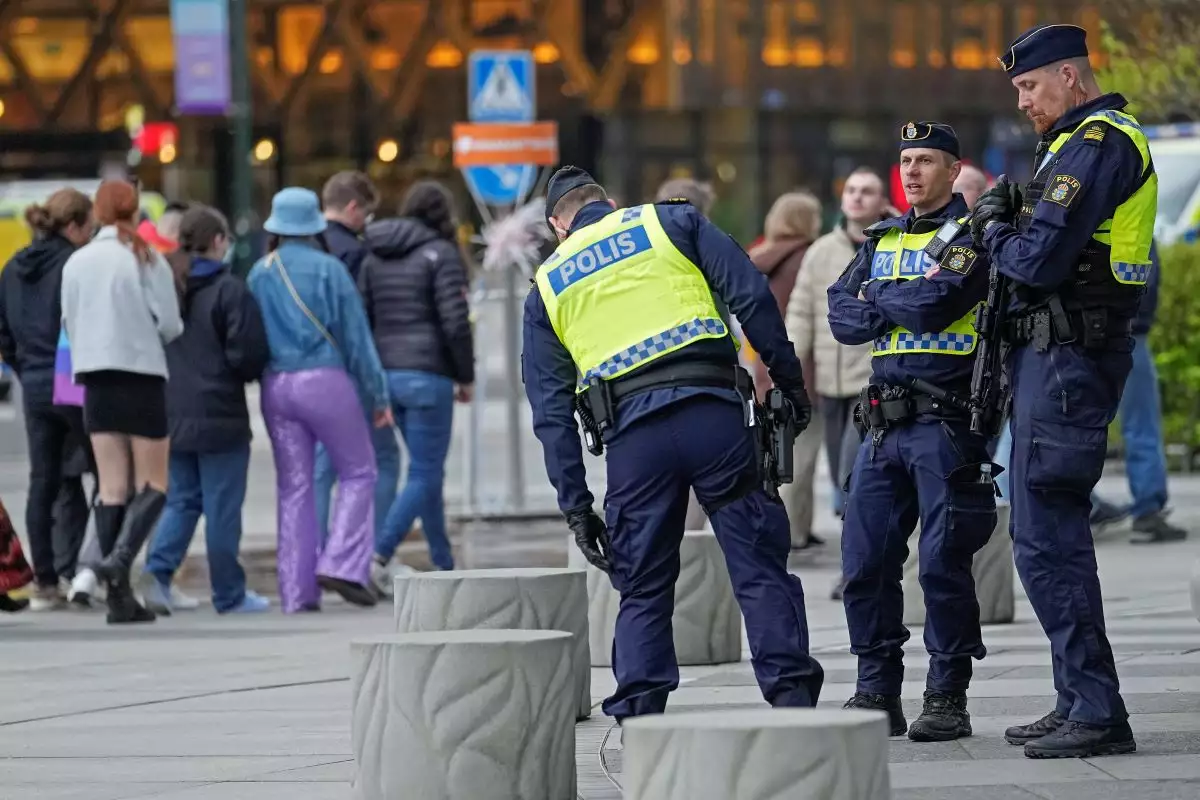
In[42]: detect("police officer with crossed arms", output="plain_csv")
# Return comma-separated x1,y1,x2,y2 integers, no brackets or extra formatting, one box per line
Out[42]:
828,122,997,743
521,166,825,721
971,23,1152,759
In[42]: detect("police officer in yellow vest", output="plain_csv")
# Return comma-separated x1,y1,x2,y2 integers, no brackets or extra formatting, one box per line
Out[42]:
828,122,996,743
522,167,824,720
970,24,1149,759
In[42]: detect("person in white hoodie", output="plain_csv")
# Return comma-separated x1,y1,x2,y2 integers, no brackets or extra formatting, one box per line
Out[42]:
786,168,889,596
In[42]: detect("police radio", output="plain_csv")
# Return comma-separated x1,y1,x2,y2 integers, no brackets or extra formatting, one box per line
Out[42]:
924,217,968,261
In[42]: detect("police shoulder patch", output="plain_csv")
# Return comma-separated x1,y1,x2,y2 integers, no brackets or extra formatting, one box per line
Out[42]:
939,245,977,274
1082,123,1107,143
1043,174,1082,207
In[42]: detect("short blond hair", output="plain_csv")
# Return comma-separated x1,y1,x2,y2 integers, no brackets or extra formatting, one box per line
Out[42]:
763,191,822,242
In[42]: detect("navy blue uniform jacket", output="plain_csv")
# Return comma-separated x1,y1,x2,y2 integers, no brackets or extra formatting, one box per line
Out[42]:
522,200,804,514
827,194,991,394
982,93,1147,318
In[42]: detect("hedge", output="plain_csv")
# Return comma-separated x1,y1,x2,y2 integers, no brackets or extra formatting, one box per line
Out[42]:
1149,242,1200,450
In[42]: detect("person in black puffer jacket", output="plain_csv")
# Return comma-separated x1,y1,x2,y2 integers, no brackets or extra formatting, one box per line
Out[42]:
138,204,273,615
360,180,475,588
0,189,95,609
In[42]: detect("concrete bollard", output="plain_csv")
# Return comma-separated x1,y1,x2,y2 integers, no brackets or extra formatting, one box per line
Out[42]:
393,567,591,720
623,708,891,800
903,502,1016,626
569,529,742,667
350,630,576,800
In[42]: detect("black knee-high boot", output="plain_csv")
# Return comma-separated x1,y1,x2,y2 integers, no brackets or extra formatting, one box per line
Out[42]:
97,488,164,625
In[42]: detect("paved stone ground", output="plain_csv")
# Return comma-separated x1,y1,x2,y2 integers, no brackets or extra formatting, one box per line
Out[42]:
3,482,1198,799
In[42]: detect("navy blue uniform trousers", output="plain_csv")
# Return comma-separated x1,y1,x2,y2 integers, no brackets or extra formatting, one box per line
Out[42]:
600,395,825,719
1009,342,1131,725
842,418,995,696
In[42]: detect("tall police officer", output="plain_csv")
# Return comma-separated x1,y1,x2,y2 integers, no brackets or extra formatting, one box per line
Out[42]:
522,167,825,720
971,24,1149,758
828,123,996,742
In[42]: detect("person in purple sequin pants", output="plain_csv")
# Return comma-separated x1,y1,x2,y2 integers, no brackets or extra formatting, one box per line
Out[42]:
248,188,392,613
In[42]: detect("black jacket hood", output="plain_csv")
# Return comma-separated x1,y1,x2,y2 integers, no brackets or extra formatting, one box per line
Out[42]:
365,218,442,261
12,235,74,282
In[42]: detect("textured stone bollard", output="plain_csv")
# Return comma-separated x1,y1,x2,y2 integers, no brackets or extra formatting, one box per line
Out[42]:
393,568,591,720
623,709,891,800
569,529,742,667
903,502,1016,626
1191,558,1200,623
350,630,576,800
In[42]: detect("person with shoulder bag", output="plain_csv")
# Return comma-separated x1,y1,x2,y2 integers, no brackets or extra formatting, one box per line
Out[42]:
247,188,390,613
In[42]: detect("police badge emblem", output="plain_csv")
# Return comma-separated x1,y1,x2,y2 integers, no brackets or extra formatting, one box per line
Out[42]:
905,122,917,139
1043,174,1082,207
939,245,977,274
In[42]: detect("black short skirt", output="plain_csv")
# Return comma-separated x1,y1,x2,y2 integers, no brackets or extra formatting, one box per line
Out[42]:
80,370,168,439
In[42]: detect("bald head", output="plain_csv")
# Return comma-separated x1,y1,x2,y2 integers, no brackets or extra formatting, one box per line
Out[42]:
954,165,989,209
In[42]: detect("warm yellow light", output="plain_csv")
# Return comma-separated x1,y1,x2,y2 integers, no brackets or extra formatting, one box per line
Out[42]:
319,50,343,74
793,38,824,67
14,18,36,35
159,143,177,164
0,99,5,120
672,40,692,65
254,139,275,162
627,38,660,65
891,49,917,69
371,47,401,71
377,139,399,163
762,43,790,67
716,162,737,183
532,42,559,64
426,41,463,68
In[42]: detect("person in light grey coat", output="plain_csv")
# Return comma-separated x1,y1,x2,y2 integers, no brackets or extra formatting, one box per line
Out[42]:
60,179,183,624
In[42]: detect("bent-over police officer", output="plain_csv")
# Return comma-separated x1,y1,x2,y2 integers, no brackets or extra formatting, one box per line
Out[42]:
971,24,1150,758
522,166,825,721
828,122,997,742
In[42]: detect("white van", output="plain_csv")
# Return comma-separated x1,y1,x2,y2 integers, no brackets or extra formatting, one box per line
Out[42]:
1146,122,1200,245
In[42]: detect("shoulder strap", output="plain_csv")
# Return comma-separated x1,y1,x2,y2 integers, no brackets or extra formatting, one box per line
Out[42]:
266,251,340,356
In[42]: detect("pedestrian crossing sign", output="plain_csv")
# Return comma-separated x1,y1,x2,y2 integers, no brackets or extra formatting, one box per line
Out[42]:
468,51,534,123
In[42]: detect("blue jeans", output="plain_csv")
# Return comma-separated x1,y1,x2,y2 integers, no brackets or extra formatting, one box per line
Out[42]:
145,446,251,612
315,422,400,547
1106,334,1169,518
376,370,455,570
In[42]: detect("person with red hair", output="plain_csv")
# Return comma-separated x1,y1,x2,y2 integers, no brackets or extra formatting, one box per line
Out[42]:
61,179,184,624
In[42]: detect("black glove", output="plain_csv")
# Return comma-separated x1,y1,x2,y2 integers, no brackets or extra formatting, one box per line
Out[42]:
970,174,1016,247
566,507,612,573
781,384,813,434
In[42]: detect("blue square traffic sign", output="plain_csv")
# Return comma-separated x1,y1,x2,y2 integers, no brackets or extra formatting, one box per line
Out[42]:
465,50,538,205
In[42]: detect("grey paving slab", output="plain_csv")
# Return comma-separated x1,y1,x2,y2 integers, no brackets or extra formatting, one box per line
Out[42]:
959,731,1200,761
0,756,330,784
126,784,351,800
0,785,200,800
1084,753,1200,781
892,783,1200,800
889,757,1113,789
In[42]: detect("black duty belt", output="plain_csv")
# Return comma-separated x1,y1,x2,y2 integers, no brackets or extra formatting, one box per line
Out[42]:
608,360,741,402
860,381,968,434
1004,306,1132,351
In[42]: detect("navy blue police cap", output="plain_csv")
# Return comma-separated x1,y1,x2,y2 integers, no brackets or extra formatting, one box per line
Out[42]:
999,24,1089,77
546,165,600,223
899,121,960,159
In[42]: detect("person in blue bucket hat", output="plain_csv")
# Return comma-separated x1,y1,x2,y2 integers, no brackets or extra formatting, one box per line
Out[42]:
247,187,391,613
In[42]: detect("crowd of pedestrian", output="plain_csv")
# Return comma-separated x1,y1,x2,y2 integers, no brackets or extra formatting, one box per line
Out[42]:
0,169,474,622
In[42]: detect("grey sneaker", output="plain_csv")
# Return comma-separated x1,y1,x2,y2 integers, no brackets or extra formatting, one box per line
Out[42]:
1130,511,1188,544
168,584,200,611
137,573,173,616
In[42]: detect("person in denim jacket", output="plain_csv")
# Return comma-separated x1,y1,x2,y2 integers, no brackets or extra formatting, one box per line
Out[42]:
248,188,390,613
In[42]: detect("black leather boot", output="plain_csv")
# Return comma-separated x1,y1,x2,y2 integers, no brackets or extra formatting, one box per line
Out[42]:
93,502,126,559
1004,709,1066,745
1024,720,1136,759
843,692,907,736
99,488,165,625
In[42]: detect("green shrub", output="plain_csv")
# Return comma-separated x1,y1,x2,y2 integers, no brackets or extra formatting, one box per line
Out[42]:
1149,242,1200,448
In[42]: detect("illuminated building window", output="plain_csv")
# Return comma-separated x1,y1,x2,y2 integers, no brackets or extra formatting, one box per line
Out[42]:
890,2,917,68
828,6,852,67
672,39,693,65
426,41,463,68
794,1,819,24
370,47,401,71
922,0,945,68
126,17,174,73
762,0,789,67
627,26,661,65
952,38,985,70
793,37,824,68
278,6,324,76
12,20,89,82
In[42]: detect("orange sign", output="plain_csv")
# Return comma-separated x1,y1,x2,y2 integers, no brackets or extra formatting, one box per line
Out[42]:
452,121,559,167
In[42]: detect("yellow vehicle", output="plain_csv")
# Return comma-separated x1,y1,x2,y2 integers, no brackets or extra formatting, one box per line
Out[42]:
0,179,167,266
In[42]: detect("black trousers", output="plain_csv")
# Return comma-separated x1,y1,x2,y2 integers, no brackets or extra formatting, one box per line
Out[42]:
22,374,90,587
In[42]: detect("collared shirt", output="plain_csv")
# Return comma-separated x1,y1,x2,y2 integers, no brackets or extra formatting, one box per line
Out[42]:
522,200,802,514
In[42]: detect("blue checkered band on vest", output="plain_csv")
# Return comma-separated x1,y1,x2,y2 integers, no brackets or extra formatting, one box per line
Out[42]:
1114,262,1150,283
874,331,977,354
578,317,728,388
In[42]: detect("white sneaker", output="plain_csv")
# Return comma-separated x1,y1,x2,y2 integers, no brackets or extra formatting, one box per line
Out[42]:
370,559,395,599
168,584,200,611
69,569,98,606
